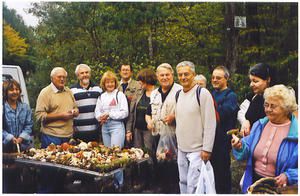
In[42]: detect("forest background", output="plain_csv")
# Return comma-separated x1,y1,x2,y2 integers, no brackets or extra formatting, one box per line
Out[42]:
3,1,298,107
2,2,298,193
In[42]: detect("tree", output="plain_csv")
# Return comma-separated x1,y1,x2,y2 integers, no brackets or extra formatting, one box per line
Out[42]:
3,22,28,60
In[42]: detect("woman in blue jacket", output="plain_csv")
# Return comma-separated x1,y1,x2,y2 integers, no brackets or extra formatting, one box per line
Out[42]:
232,84,298,193
3,79,33,152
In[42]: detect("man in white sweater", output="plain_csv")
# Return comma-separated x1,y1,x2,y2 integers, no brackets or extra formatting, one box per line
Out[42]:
175,61,217,194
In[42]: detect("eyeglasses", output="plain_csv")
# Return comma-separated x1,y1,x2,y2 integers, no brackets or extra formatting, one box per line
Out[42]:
263,103,280,110
212,76,225,80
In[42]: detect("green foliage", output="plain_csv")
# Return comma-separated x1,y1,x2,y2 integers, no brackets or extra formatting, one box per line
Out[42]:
2,2,298,107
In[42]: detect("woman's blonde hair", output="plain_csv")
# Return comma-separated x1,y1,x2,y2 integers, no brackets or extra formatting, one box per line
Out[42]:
100,71,119,91
264,84,298,114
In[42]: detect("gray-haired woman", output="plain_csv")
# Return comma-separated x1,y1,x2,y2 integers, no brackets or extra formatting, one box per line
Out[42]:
232,84,298,193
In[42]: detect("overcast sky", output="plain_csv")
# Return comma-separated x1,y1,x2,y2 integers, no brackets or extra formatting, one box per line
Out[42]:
3,0,39,27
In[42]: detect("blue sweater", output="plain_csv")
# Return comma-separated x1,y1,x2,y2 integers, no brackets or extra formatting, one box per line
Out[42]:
233,115,298,193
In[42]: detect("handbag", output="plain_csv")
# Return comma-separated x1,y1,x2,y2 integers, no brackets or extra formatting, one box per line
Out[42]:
195,160,216,194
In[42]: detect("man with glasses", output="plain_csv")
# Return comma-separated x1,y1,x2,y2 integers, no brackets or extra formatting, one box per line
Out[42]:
210,65,239,194
118,64,142,103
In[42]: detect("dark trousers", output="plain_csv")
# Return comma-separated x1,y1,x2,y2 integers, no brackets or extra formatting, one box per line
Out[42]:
211,129,232,194
37,133,70,193
73,130,100,143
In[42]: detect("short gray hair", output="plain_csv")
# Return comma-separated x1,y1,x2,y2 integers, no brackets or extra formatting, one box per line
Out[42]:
156,63,174,74
214,66,230,79
176,61,196,73
264,84,298,114
50,67,67,77
75,64,91,75
194,74,207,83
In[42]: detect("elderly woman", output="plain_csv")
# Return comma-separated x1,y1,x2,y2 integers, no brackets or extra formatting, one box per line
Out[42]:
94,70,128,190
238,63,273,136
232,84,298,193
2,79,33,152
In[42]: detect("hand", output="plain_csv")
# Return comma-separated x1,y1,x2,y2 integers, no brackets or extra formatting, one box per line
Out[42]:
241,120,251,136
62,111,74,120
12,137,23,144
126,131,132,142
16,137,23,144
275,173,288,188
98,113,109,125
147,120,155,131
163,114,175,126
200,150,211,162
231,134,242,149
71,109,79,117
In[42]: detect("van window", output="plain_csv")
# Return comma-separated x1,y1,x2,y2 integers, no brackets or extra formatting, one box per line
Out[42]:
2,74,13,81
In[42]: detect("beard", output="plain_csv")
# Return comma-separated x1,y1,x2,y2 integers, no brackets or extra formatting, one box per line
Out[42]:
81,78,90,85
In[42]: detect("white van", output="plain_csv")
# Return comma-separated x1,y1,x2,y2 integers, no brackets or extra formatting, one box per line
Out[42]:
2,65,30,107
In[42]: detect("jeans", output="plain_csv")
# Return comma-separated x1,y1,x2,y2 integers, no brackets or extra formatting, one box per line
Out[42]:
177,149,202,194
41,133,70,148
102,120,125,187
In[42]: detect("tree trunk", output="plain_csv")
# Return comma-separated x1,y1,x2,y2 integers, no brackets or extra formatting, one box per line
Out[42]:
225,3,239,73
148,28,153,60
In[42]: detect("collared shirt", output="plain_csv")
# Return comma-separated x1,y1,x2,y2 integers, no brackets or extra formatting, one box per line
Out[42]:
3,101,33,144
50,82,66,93
35,84,77,138
120,78,132,93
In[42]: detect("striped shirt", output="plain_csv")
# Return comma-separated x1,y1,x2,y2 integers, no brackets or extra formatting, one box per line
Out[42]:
70,82,102,132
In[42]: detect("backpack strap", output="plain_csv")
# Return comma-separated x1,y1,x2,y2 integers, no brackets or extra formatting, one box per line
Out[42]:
196,85,202,106
175,89,182,103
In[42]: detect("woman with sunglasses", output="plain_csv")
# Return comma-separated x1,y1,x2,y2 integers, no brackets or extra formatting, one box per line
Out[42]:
2,79,33,153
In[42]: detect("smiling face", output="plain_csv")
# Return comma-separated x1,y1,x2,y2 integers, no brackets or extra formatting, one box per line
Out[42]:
249,74,269,95
156,67,174,90
77,67,91,86
105,78,116,92
177,66,195,90
7,84,21,103
212,69,228,91
264,96,289,124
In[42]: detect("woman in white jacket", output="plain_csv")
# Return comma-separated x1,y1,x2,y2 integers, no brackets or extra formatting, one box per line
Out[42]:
94,70,128,190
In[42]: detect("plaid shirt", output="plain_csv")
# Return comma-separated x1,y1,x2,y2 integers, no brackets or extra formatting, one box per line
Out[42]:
3,101,33,144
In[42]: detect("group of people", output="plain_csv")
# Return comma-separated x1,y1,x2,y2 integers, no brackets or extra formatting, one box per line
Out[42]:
2,61,298,194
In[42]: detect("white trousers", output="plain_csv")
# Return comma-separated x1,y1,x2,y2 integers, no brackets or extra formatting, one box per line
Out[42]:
177,149,203,194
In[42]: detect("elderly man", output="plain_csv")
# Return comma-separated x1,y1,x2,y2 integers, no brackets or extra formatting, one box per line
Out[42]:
175,61,216,194
194,74,207,88
210,65,239,194
36,67,79,147
145,63,182,193
35,67,78,193
70,64,102,142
